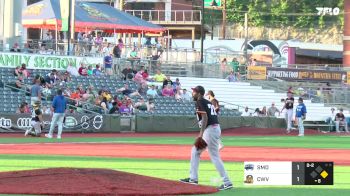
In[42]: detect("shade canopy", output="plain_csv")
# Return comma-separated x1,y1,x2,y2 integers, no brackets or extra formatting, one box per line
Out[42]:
22,0,166,33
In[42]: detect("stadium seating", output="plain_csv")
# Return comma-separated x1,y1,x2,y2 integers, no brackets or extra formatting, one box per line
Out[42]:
178,77,347,121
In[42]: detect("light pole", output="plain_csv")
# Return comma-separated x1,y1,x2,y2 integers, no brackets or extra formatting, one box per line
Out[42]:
200,0,204,63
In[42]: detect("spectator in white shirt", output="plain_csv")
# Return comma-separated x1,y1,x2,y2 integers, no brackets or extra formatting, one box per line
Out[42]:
241,107,251,117
66,63,80,77
181,89,191,102
325,108,336,124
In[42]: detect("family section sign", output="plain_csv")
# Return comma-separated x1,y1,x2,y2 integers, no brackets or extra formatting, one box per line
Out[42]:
0,52,103,70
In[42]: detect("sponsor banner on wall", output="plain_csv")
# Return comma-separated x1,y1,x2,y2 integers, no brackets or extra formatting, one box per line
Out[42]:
0,114,105,132
266,67,346,82
0,52,103,70
247,66,267,80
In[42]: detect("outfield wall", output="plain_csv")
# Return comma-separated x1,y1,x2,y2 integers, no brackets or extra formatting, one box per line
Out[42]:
0,114,285,133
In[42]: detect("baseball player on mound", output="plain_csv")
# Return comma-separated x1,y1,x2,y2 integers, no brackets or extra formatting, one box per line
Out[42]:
25,101,43,137
180,85,232,191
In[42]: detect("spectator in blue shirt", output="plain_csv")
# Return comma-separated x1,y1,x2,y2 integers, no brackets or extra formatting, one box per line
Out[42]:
295,97,307,137
45,89,67,139
104,54,113,75
93,64,102,76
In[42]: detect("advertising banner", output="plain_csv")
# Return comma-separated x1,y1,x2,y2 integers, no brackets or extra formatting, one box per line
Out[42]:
266,67,346,82
0,52,103,70
247,66,267,80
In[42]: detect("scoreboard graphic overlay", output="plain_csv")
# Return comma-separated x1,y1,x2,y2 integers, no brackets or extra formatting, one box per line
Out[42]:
244,162,333,185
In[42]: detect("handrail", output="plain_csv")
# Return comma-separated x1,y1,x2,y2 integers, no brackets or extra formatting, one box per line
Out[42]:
3,82,103,115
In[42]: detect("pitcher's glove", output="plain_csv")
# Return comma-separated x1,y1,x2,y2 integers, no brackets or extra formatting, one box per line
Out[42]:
194,137,207,150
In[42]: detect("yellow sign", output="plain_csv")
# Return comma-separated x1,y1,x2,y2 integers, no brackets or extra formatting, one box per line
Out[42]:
347,71,350,84
23,3,45,16
247,66,266,80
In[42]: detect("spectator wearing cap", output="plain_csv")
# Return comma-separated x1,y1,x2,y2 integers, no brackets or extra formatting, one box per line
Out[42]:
162,84,174,97
181,89,191,102
147,85,158,97
335,108,349,133
267,102,280,117
295,97,307,136
173,78,181,91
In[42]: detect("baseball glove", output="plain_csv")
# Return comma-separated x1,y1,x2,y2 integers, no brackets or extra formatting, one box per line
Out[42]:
194,137,207,150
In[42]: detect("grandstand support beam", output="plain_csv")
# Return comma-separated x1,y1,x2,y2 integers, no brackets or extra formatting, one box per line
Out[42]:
344,0,350,67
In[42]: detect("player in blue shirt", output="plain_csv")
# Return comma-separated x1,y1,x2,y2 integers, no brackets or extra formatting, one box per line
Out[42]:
295,97,307,136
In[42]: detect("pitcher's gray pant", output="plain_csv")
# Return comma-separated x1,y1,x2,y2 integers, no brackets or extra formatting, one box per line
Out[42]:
189,124,231,185
297,117,304,135
285,109,293,131
48,113,65,137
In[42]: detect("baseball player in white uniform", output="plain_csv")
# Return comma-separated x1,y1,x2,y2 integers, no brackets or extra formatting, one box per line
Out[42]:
281,92,295,133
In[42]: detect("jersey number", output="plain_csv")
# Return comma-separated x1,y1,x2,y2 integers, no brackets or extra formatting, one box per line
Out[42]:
207,104,217,116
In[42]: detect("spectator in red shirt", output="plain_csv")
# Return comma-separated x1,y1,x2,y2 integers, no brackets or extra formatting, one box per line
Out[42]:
78,63,88,76
142,69,150,80
162,84,175,97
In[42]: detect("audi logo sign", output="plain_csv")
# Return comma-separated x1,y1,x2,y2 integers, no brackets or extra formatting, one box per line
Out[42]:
17,118,32,128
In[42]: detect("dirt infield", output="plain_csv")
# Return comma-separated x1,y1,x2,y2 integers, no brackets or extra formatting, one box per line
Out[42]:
0,168,218,195
1,143,349,166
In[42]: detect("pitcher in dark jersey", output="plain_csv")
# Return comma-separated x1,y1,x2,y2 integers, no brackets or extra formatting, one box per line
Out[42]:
180,85,232,191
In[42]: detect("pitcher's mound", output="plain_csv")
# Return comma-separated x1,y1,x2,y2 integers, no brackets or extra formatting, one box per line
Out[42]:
0,168,218,195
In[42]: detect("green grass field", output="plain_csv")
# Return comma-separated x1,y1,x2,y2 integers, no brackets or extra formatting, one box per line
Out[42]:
0,135,349,196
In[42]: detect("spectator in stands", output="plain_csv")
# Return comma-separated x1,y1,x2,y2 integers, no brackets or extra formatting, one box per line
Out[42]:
134,70,146,85
335,108,349,133
134,98,148,111
142,69,150,81
267,102,280,117
226,71,236,82
20,64,30,78
109,102,119,114
241,107,251,117
173,78,181,92
138,83,148,96
102,43,111,57
100,97,109,114
162,76,173,89
16,102,30,114
30,79,42,106
122,65,134,80
174,87,183,101
45,73,57,88
153,70,166,82
119,99,132,114
22,43,31,53
78,63,88,76
147,85,158,97
10,42,21,52
325,108,336,127
104,53,113,75
147,98,155,112
260,106,267,116
230,58,240,74
113,39,122,58
14,66,22,77
93,64,103,76
117,83,141,97
252,108,260,116
221,58,228,72
128,47,140,67
162,84,175,97
15,76,25,89
67,63,80,77
207,90,219,113
181,89,191,102
70,88,81,106
87,65,93,76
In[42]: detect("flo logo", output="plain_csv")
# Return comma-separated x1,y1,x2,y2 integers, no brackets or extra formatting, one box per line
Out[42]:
0,117,12,128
